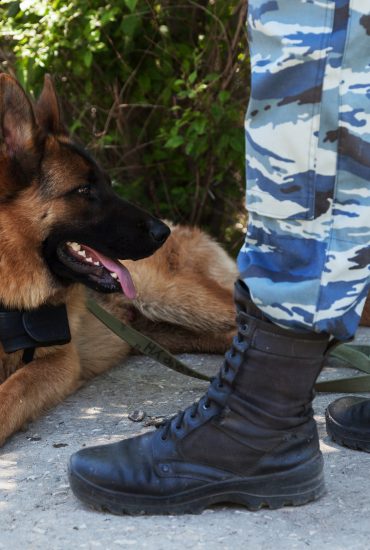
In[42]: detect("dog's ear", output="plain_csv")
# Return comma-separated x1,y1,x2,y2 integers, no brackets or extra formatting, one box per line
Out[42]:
0,73,39,157
35,74,67,135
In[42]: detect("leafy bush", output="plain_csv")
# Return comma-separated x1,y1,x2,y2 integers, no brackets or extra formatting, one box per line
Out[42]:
1,0,249,254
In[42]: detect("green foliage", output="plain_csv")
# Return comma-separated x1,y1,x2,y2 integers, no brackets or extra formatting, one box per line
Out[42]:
1,0,249,254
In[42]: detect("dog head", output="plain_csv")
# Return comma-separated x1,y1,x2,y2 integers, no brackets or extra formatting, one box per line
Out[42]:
0,74,170,308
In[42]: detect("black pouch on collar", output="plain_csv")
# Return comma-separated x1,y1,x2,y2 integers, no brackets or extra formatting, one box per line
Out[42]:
0,304,71,354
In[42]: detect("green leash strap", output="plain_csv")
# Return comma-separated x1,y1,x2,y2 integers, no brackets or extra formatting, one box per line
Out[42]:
315,374,370,393
87,298,370,393
315,344,370,393
87,299,210,382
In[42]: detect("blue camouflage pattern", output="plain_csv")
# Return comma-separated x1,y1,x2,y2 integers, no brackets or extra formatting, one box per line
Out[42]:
237,0,370,340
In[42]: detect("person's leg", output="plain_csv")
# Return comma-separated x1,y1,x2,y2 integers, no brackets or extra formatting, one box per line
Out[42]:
238,0,370,341
68,1,370,513
239,0,370,454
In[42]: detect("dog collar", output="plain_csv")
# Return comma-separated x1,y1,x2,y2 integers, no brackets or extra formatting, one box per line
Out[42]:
0,303,71,364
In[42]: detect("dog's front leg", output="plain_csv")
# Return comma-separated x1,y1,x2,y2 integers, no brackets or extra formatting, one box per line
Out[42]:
0,344,81,446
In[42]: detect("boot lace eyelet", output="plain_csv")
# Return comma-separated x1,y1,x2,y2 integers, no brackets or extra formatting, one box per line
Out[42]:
203,402,210,410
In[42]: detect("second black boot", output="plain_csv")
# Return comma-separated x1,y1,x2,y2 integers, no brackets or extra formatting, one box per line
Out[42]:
326,396,370,452
69,281,331,514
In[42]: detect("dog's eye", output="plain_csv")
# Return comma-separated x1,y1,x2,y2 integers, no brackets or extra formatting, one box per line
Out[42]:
76,185,91,196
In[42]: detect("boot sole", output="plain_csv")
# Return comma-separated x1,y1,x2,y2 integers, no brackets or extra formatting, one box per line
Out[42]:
68,454,325,515
325,409,370,453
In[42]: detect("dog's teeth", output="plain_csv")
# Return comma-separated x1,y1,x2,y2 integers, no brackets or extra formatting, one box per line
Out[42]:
86,257,93,263
94,261,100,266
110,272,118,279
78,250,86,258
70,242,81,252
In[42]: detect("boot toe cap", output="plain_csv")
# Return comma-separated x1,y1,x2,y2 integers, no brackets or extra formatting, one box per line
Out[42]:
326,396,370,430
69,435,159,495
326,396,370,451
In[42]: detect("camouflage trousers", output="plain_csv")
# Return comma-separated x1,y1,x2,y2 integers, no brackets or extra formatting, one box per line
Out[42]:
237,0,370,340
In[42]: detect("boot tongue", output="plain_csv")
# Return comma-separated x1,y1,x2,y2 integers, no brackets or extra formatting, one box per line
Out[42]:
93,251,136,300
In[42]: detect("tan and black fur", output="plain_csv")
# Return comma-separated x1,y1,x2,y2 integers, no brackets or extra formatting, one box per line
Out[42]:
0,74,237,446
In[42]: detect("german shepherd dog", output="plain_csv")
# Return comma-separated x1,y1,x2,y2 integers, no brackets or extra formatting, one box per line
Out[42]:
0,74,237,446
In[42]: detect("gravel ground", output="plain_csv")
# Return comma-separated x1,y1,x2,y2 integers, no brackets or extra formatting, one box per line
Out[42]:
1,329,370,550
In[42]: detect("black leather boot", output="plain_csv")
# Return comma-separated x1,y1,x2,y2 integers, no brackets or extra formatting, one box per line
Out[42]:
69,281,331,514
326,396,370,452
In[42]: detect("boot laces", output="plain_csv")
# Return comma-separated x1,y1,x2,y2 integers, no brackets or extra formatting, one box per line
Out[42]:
159,323,249,441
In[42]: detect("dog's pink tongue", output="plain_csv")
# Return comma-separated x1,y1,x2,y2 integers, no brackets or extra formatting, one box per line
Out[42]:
95,252,136,299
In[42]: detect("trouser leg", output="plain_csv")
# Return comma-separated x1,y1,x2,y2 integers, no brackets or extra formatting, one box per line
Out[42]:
238,0,370,340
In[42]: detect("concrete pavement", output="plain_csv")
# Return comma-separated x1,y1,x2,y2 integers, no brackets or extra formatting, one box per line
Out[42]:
1,330,370,550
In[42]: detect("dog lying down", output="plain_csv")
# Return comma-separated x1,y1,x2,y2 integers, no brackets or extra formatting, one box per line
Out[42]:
0,73,237,446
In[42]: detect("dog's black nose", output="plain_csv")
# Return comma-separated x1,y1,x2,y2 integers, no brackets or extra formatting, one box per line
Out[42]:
146,219,170,244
